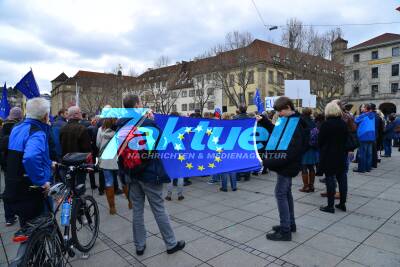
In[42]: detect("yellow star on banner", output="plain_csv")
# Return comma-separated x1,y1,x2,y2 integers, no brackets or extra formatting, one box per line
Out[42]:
198,165,205,171
185,163,193,169
178,133,185,140
216,147,223,153
206,128,213,136
208,163,216,168
178,154,185,162
215,156,222,163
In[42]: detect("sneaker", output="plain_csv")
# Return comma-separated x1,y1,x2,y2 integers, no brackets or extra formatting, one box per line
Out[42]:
167,240,185,254
266,231,291,241
207,180,217,185
272,224,296,233
136,245,146,256
353,168,365,173
165,196,172,201
335,203,347,212
320,206,335,213
178,195,184,201
232,188,237,192
219,188,228,192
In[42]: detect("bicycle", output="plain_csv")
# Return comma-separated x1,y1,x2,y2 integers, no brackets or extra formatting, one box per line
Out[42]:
9,152,100,267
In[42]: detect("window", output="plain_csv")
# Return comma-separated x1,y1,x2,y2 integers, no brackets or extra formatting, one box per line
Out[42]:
371,67,379,79
206,73,212,81
181,104,187,111
189,90,195,97
195,103,200,109
268,71,274,84
181,90,187,97
189,103,195,110
393,47,400,57
238,93,245,104
161,81,166,87
371,50,378,60
391,83,399,93
248,71,254,84
248,92,254,105
353,54,360,63
277,72,284,85
371,84,379,95
207,101,215,110
196,89,202,96
229,74,235,86
171,91,177,98
392,64,399,76
353,70,360,81
207,88,214,95
172,105,177,112
353,86,359,96
156,82,160,88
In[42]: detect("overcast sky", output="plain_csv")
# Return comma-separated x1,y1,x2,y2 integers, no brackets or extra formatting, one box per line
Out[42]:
0,0,399,93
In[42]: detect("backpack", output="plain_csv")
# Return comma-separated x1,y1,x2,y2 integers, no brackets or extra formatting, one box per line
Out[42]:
309,127,319,148
0,121,19,170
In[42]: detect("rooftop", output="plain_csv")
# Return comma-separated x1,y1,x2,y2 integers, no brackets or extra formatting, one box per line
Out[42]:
348,33,400,50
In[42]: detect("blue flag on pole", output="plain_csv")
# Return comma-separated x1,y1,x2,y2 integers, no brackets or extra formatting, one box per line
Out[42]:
254,88,265,113
0,83,10,119
154,114,262,179
15,70,40,99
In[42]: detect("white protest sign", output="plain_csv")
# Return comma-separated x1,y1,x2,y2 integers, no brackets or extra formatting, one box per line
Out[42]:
302,95,317,108
284,80,310,100
265,96,279,111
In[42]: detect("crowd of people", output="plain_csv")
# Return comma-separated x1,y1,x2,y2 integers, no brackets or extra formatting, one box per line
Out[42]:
1,93,399,258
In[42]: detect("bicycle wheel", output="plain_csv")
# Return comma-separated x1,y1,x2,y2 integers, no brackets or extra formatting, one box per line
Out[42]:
20,227,65,267
70,195,99,252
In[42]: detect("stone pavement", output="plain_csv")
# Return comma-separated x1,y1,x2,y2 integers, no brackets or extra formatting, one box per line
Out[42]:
1,150,400,267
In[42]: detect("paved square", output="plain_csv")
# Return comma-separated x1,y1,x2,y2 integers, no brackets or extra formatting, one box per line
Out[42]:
2,150,400,266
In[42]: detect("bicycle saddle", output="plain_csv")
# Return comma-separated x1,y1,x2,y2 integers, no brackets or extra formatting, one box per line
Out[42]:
62,153,91,166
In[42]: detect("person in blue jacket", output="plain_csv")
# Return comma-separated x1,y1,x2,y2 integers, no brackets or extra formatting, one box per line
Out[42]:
354,104,376,173
383,113,398,157
2,97,52,227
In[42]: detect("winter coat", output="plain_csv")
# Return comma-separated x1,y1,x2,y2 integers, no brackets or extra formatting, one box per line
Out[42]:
96,128,118,170
233,113,251,120
51,117,66,160
3,118,52,202
263,112,307,178
59,119,91,157
355,112,376,142
318,116,348,176
384,120,397,140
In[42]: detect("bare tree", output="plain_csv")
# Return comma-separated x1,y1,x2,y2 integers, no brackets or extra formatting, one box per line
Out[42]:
128,67,138,77
191,74,213,115
201,31,255,109
274,18,344,110
154,55,170,68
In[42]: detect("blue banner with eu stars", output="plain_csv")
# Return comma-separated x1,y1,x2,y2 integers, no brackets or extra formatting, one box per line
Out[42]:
154,114,262,179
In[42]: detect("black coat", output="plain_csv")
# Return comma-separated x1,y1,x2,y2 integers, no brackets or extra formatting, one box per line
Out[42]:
263,112,308,177
318,117,348,176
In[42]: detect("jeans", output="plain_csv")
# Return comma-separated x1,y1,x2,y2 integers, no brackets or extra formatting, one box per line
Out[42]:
372,141,378,168
275,174,295,233
167,178,183,197
358,141,373,172
221,172,237,190
383,138,392,156
103,169,118,187
129,179,177,250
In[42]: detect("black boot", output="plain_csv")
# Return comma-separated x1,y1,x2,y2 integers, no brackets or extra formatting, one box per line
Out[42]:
320,206,335,213
335,203,346,212
167,240,185,254
272,224,296,233
266,231,292,241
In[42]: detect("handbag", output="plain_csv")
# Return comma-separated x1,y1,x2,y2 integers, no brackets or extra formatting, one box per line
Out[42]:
345,132,359,152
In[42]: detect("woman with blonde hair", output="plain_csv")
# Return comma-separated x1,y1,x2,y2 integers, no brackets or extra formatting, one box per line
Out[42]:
318,101,348,213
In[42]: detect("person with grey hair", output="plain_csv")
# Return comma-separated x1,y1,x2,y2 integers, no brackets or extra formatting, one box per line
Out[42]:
2,97,53,226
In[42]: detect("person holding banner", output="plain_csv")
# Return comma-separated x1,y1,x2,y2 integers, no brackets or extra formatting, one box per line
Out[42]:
263,96,307,241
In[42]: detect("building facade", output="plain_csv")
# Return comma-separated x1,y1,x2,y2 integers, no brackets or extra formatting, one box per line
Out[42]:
343,33,400,115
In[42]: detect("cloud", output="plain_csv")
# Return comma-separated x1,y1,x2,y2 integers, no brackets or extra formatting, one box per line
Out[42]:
0,0,399,93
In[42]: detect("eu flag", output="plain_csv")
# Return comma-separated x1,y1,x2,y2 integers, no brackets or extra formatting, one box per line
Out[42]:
15,70,40,99
154,114,262,179
254,88,265,113
0,83,10,119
